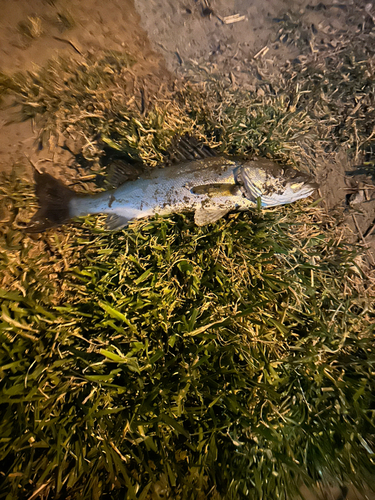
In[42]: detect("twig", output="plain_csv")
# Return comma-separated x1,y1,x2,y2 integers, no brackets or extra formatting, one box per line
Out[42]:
365,3,375,23
222,14,246,24
254,46,269,59
28,483,49,500
363,219,375,239
352,213,375,266
53,36,83,55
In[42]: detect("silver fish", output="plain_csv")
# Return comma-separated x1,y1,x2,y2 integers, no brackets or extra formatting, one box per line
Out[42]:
29,157,318,231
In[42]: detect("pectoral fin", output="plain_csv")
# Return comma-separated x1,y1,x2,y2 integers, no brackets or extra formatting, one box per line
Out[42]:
194,206,231,226
104,214,130,230
192,183,240,197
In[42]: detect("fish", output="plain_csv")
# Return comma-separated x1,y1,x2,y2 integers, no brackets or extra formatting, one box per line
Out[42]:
28,156,318,232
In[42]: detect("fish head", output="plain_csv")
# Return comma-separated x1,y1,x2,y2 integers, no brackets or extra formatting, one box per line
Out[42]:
238,160,318,207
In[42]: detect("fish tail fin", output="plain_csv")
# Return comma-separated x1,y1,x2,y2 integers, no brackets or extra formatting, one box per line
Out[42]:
27,168,76,232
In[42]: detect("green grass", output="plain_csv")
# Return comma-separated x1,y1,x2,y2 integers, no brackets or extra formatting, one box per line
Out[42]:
0,47,375,499
1,171,374,499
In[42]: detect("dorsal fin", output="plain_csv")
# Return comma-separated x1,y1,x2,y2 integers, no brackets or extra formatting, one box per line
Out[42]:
163,134,217,165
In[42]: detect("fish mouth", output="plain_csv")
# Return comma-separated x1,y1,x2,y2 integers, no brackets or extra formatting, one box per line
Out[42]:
292,181,319,196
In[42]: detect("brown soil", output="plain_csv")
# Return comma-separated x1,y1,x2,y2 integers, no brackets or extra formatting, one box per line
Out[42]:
135,0,359,86
0,0,169,174
0,1,374,498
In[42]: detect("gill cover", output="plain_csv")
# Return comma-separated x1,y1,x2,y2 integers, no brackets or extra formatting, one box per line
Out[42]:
236,160,318,207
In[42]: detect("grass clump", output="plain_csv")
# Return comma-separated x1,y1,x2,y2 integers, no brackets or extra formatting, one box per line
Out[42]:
0,52,320,169
18,16,44,40
0,49,374,499
288,49,375,158
0,170,374,500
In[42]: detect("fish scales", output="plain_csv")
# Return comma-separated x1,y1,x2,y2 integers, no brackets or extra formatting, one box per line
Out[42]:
29,157,318,231
70,158,250,222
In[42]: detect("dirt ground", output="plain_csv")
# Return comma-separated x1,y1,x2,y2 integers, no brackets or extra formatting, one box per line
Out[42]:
1,0,375,265
135,0,358,85
0,0,169,175
0,0,374,499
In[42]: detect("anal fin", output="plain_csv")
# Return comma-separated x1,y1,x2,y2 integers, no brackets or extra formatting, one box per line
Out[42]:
194,206,231,226
104,214,130,231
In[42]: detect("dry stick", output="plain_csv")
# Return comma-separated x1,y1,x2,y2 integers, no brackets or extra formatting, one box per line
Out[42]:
24,153,42,174
53,36,83,55
352,213,375,266
363,219,375,240
28,483,50,500
254,46,269,59
222,14,246,24
365,3,375,23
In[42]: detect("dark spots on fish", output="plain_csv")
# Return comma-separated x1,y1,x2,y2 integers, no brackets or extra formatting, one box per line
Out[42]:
108,194,116,208
160,158,237,181
201,198,212,208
